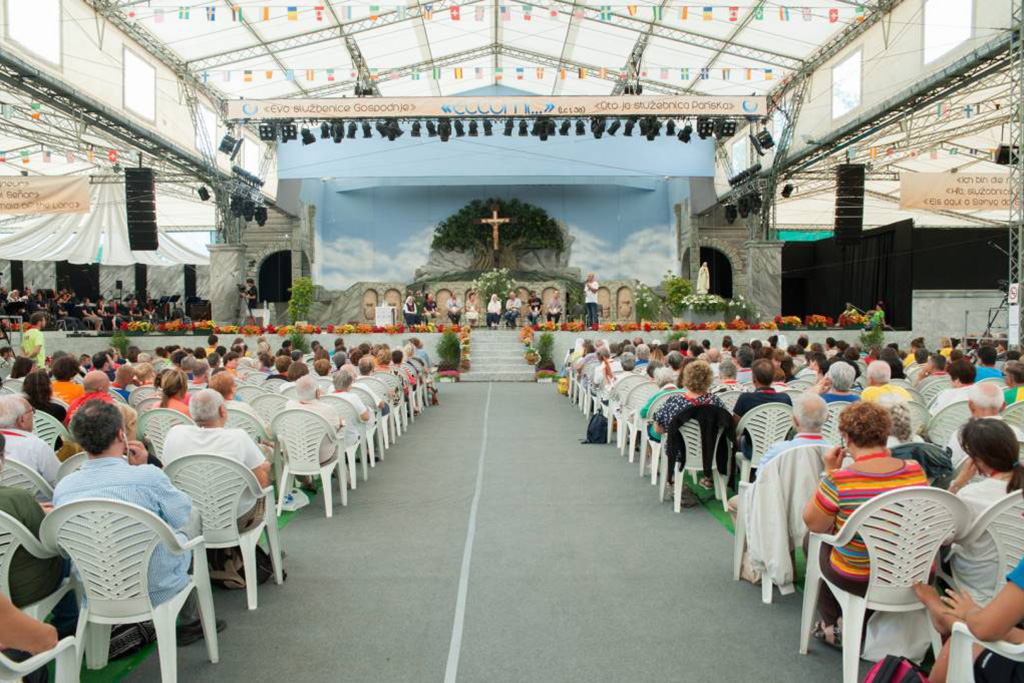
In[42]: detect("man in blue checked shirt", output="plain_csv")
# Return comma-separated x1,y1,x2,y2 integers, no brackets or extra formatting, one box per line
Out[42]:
53,400,226,645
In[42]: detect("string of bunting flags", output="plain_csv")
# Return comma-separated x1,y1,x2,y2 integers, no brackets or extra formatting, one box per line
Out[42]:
122,2,869,24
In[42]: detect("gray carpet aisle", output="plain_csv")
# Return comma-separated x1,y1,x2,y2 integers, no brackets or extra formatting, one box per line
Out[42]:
131,383,842,683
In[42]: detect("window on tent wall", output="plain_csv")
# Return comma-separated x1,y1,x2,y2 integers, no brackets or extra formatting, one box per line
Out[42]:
924,0,972,64
5,0,61,64
196,104,217,157
123,48,157,121
831,50,862,119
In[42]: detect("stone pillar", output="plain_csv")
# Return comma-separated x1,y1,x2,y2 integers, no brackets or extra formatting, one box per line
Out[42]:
745,241,783,318
208,244,247,324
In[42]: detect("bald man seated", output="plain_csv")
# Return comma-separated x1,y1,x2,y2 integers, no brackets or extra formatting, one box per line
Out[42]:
948,382,1024,470
63,370,114,426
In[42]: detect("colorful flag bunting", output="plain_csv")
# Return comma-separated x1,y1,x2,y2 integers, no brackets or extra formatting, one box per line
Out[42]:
728,6,737,21
454,67,463,79
327,68,335,81
475,66,484,79
522,4,531,20
578,67,587,79
856,5,865,23
342,6,351,19
20,150,30,164
396,6,406,19
42,150,51,163
829,8,838,23
679,6,687,20
424,4,434,19
600,5,611,20
244,70,253,82
178,6,190,19
626,5,637,16
495,66,503,81
154,8,164,22
265,70,273,80
680,67,689,80
369,5,380,20
432,66,441,79
411,66,420,80
702,6,712,20
651,5,662,20
205,6,215,21
475,6,485,20
66,152,75,163
752,6,763,19
285,69,295,81
573,7,584,19
659,67,668,79
764,68,773,80
802,7,812,21
314,5,324,20
516,67,524,80
108,150,117,163
287,6,298,20
262,7,271,20
450,6,460,20
779,7,789,20
29,103,41,120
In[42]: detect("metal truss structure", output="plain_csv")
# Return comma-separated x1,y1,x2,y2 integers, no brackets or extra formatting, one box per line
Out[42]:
1011,0,1024,342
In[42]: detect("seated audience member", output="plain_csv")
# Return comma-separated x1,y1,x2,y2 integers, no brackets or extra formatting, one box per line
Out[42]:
703,347,721,377
639,366,681,444
592,348,622,403
486,294,502,329
280,360,309,391
285,375,343,463
116,402,139,442
974,343,1002,381
947,383,1024,469
914,352,949,388
816,361,860,404
878,347,906,381
331,371,371,448
21,370,66,424
735,346,755,384
269,355,291,380
1004,360,1024,405
53,400,225,644
134,362,156,387
634,344,650,370
0,591,62,683
332,352,348,371
313,359,332,377
802,402,927,646
716,359,739,388
757,393,832,470
943,418,1024,604
797,352,827,382
190,360,209,387
618,352,637,374
653,360,725,492
931,358,977,413
162,389,270,529
9,357,34,381
63,371,114,426
111,364,137,401
158,369,191,417
222,352,241,376
410,337,432,367
91,352,114,381
49,356,84,405
876,396,923,449
859,360,912,403
525,291,542,326
733,359,793,459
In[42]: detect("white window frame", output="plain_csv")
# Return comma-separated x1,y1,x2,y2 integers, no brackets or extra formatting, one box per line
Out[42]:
923,0,973,65
195,104,218,156
831,49,862,120
122,47,157,122
4,0,62,66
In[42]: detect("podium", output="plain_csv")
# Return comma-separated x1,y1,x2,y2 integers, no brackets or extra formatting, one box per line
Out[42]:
375,305,397,327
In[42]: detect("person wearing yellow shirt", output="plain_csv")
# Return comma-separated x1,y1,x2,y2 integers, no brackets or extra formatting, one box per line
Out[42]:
1005,360,1024,406
903,337,925,367
19,312,46,368
938,336,954,359
859,360,912,403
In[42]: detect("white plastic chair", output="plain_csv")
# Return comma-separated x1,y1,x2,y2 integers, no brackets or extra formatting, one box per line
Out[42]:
621,383,660,459
905,400,931,438
317,395,365,487
55,453,88,483
356,376,399,443
224,405,280,487
798,487,970,683
606,375,651,446
786,379,813,391
821,401,851,445
234,385,269,403
377,373,408,433
127,385,158,408
262,376,287,392
948,621,1024,683
107,389,128,404
716,390,744,413
918,377,952,406
0,635,78,683
279,385,299,400
661,421,728,512
250,393,289,426
135,396,161,413
637,392,680,486
41,499,219,683
942,490,1024,604
164,454,284,611
270,409,347,518
735,403,795,483
0,510,73,621
1003,400,1024,432
350,385,388,454
0,459,53,500
137,408,196,463
33,410,72,451
925,400,971,447
978,377,1007,388
4,378,23,393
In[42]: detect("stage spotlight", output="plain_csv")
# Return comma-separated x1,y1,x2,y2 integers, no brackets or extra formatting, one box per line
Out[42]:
361,121,372,138
411,121,422,137
320,122,331,139
781,183,795,199
346,122,358,139
229,194,243,217
624,117,636,137
469,121,479,137
530,119,541,137
483,120,493,136
375,120,388,138
300,127,316,145
280,122,298,142
427,120,438,137
749,192,763,213
559,120,571,136
645,117,661,141
439,119,451,141
714,118,737,139
386,119,403,141
696,117,714,139
538,119,550,141
331,122,344,143
591,117,606,139
504,119,514,136
518,120,528,137
454,120,465,137
724,205,738,224
666,120,676,136
576,119,586,136
197,186,210,202
607,119,621,136
254,205,268,227
258,123,277,142
242,199,255,222
751,129,775,155
737,196,750,218
218,133,238,155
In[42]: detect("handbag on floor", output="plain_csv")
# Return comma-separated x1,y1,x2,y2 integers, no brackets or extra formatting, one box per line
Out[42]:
860,654,928,683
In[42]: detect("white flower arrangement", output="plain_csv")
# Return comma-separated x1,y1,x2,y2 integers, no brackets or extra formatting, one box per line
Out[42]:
679,293,728,313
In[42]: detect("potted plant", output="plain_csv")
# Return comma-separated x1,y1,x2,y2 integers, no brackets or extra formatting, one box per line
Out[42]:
535,332,556,381
524,347,539,365
436,329,462,381
288,276,315,325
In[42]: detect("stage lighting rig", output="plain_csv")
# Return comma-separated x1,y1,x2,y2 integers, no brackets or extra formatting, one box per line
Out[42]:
644,117,661,141
678,124,692,143
300,127,316,145
427,120,438,137
385,119,403,141
454,120,465,137
696,117,714,139
714,118,737,139
724,205,738,224
320,122,331,139
280,122,298,142
375,121,388,138
781,183,795,199
504,119,514,136
469,121,479,137
483,120,493,136
346,122,357,139
331,122,344,143
197,186,210,202
559,120,570,136
737,195,750,218
518,120,528,137
361,121,372,138
258,123,277,142
751,129,774,155
748,192,763,213
242,199,255,222
576,120,586,136
666,120,676,136
624,117,636,137
411,121,422,137
607,119,621,136
218,133,241,157
591,117,606,139
254,205,268,227
439,119,452,141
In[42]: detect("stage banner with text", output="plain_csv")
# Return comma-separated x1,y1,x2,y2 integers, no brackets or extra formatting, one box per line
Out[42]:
228,95,768,120
899,172,1016,212
0,177,90,214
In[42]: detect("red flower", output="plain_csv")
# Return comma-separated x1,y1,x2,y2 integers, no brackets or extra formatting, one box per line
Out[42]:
315,326,322,334
119,323,128,331
327,324,335,333
267,325,276,333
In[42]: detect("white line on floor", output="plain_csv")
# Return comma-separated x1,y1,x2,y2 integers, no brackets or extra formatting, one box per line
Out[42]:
442,381,493,683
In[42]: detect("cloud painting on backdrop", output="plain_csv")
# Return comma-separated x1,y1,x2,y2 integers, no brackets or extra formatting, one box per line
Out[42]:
311,181,686,290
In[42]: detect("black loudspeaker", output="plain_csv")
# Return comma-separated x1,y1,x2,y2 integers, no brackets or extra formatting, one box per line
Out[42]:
834,164,865,246
125,168,159,251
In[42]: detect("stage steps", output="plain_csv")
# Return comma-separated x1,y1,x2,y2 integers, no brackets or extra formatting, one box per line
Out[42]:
462,329,536,382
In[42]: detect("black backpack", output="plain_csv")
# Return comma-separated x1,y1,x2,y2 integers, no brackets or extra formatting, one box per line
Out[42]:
582,413,608,444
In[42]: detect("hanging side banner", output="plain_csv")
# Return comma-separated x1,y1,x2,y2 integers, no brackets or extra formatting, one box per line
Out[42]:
0,177,90,214
899,172,1017,212
227,95,768,120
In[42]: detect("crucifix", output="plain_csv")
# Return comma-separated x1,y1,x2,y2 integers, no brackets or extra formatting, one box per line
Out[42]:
478,205,511,267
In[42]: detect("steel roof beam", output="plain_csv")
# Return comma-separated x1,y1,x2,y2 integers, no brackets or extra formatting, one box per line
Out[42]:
611,0,672,96
683,1,767,94
551,0,583,94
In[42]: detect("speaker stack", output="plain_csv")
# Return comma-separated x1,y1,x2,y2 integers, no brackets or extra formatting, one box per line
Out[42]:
125,168,159,251
834,164,865,246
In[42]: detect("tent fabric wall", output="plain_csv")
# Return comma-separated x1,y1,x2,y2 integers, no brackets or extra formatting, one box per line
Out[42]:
0,184,209,266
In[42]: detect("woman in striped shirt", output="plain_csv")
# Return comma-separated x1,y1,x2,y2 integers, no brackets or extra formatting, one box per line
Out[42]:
802,401,928,647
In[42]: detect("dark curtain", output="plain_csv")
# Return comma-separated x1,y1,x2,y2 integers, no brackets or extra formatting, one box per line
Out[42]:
55,262,99,300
